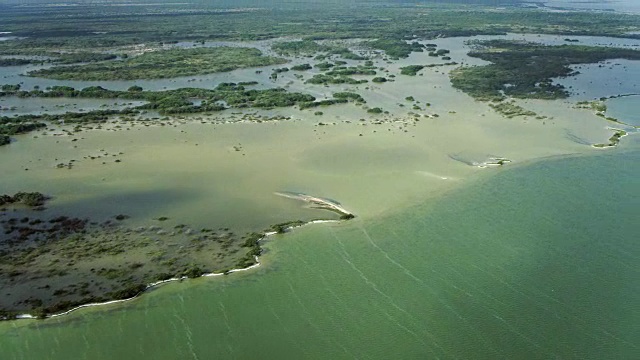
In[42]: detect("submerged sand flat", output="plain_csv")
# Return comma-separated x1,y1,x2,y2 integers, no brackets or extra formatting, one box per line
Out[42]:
1,98,612,226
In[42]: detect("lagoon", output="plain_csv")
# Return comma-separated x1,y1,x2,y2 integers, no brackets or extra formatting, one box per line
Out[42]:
606,95,640,126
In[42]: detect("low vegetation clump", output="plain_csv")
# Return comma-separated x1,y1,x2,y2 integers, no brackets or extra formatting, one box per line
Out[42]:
333,92,365,103
272,40,365,60
593,129,627,148
108,284,147,300
450,40,640,101
0,58,35,66
0,53,118,68
305,74,368,85
270,220,306,234
314,62,335,70
367,107,383,114
291,63,312,71
333,48,367,60
270,67,290,79
0,83,330,138
325,66,376,76
0,122,47,135
53,52,119,64
400,62,458,76
1,82,317,113
489,101,537,118
371,77,387,83
1,84,21,92
364,39,425,59
28,47,287,80
0,192,48,207
299,98,348,110
576,100,607,112
236,232,263,268
400,65,425,76
428,49,451,57
0,120,46,145
272,40,334,56
182,265,204,279
1,110,137,134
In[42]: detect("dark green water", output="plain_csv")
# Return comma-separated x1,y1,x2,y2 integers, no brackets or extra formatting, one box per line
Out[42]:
1,148,638,359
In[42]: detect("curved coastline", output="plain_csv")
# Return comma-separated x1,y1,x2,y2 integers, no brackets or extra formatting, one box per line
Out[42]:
580,93,640,129
592,128,630,148
6,149,630,322
601,94,640,128
7,216,348,321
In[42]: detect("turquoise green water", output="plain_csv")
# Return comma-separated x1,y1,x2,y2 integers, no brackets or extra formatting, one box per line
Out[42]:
1,148,638,359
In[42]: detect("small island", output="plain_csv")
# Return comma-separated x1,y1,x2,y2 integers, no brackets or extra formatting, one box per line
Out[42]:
593,129,628,148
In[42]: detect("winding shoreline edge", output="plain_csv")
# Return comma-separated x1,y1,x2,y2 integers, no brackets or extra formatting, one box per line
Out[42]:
9,218,345,321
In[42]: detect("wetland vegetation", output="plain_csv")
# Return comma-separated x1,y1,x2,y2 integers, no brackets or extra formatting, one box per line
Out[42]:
363,39,426,59
489,101,538,119
0,192,48,207
0,82,327,141
28,47,286,80
0,199,352,319
272,40,365,60
305,74,368,85
1,83,316,111
450,40,640,101
1,3,639,53
0,58,35,67
593,129,628,148
1,0,639,322
400,62,458,76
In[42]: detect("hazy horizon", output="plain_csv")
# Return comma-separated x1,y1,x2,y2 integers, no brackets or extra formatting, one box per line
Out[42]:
2,0,640,14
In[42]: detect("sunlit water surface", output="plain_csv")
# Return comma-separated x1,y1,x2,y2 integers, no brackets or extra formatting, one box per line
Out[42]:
1,140,638,359
1,32,639,359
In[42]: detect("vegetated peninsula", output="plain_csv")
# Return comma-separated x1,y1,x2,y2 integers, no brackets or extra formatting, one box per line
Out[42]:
0,191,355,320
450,40,640,101
28,47,287,80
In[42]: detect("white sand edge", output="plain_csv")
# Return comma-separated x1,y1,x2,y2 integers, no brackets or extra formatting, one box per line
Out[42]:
10,218,345,320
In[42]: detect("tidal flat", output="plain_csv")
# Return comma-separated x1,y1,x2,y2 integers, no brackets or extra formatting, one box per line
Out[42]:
1,4,639,319
0,3,639,359
0,72,626,317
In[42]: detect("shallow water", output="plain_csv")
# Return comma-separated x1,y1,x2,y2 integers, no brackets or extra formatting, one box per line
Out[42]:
0,97,146,116
1,32,638,358
606,95,640,126
543,0,640,14
1,145,637,359
555,59,640,100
